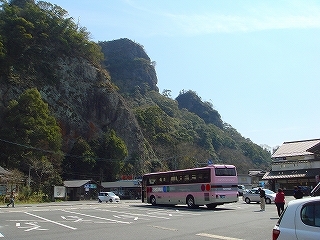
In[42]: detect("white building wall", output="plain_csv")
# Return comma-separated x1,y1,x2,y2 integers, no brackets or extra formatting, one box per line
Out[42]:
272,160,320,171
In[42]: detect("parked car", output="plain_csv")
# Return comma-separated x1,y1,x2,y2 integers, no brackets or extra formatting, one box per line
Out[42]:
98,192,120,203
238,185,246,196
242,188,276,204
272,196,320,240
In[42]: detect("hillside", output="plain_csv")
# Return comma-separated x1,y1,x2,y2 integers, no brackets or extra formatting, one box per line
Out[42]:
99,38,272,174
0,1,271,194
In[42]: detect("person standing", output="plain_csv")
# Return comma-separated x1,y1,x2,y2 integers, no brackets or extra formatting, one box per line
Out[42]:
259,188,266,211
7,192,15,207
293,186,303,199
275,188,285,217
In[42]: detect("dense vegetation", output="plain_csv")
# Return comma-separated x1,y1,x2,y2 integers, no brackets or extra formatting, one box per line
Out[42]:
0,0,103,83
127,90,271,174
0,0,272,201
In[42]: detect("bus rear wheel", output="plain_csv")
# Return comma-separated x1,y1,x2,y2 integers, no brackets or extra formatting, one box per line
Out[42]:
150,195,156,206
186,195,196,208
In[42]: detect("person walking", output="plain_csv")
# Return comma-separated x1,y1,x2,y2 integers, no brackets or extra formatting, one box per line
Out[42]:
275,188,285,217
293,186,303,199
259,187,266,211
7,192,15,207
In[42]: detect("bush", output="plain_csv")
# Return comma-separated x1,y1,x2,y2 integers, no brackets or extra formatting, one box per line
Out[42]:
16,187,50,203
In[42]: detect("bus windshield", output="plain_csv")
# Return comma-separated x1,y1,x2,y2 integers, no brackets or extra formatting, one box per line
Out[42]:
215,167,236,176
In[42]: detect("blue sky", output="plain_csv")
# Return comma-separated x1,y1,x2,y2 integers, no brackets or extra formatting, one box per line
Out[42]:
49,0,320,148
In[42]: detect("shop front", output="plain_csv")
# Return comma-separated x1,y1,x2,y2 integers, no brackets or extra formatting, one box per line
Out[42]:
263,168,320,195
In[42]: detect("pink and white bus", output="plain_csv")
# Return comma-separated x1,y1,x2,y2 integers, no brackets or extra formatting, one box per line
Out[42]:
142,164,238,209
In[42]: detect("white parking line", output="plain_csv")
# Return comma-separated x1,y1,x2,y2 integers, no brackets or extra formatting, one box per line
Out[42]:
24,212,77,230
196,233,244,240
96,208,170,219
148,225,178,231
61,210,131,224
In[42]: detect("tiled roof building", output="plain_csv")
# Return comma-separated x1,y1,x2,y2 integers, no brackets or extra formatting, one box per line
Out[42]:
262,139,320,193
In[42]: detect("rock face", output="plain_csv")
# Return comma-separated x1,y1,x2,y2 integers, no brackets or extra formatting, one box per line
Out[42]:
0,57,155,165
99,38,158,95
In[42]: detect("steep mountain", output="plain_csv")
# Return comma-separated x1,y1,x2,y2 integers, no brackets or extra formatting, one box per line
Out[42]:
0,1,271,184
99,39,158,95
99,38,272,174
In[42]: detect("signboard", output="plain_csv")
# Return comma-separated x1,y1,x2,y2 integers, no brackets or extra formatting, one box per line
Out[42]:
84,184,97,189
54,186,66,198
0,185,6,196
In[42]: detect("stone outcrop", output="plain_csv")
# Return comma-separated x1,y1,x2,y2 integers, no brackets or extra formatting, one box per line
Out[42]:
0,57,156,165
100,38,158,95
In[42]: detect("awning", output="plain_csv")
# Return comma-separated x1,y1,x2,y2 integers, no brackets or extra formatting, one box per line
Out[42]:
262,168,320,180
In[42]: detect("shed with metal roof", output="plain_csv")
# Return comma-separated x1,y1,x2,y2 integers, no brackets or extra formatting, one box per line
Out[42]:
64,180,102,201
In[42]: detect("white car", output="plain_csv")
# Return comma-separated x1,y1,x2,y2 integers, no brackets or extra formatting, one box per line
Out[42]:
98,192,120,203
242,188,276,204
272,196,320,240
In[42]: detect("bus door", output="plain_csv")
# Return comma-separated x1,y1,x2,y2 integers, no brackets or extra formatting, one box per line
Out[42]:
141,177,146,203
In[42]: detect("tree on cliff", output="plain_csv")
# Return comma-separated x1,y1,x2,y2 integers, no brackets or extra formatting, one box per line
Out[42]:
0,88,63,192
91,130,128,182
0,0,103,82
62,137,96,180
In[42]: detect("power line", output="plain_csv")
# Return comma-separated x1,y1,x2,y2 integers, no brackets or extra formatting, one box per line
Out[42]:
0,138,122,162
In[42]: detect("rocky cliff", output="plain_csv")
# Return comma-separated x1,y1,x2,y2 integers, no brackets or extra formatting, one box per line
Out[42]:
100,38,158,95
0,57,156,167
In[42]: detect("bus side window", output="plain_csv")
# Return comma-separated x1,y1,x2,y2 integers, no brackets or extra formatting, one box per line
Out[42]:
148,177,156,185
197,174,203,183
184,174,190,184
203,173,209,182
190,174,197,183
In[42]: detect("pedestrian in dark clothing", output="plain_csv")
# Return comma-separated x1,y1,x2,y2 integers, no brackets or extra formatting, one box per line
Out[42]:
274,188,285,217
7,192,15,207
259,187,265,211
293,186,303,199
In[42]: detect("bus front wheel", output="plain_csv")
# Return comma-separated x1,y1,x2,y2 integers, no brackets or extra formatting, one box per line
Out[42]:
150,195,156,206
186,195,196,208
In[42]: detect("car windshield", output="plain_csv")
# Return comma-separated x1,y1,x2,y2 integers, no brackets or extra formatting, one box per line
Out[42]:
249,189,259,194
265,189,275,194
108,192,116,196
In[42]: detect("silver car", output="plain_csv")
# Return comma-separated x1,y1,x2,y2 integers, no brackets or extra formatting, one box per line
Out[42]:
98,192,120,203
242,188,276,204
273,196,320,240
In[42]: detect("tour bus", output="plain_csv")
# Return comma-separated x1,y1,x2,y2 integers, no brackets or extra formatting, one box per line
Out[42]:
141,164,238,209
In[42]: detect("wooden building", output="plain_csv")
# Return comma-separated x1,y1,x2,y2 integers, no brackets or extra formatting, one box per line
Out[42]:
262,139,320,194
64,180,103,201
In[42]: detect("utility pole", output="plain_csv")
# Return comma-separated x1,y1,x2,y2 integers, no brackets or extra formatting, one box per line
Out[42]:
28,165,31,188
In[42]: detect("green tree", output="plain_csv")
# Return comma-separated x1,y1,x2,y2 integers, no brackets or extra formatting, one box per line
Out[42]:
92,130,128,182
0,88,63,192
63,137,96,180
0,0,103,81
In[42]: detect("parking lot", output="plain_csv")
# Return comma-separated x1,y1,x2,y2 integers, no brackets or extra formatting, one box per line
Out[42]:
0,196,296,240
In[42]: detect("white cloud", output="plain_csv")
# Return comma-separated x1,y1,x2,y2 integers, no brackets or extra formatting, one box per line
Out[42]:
164,11,320,35
125,0,320,36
